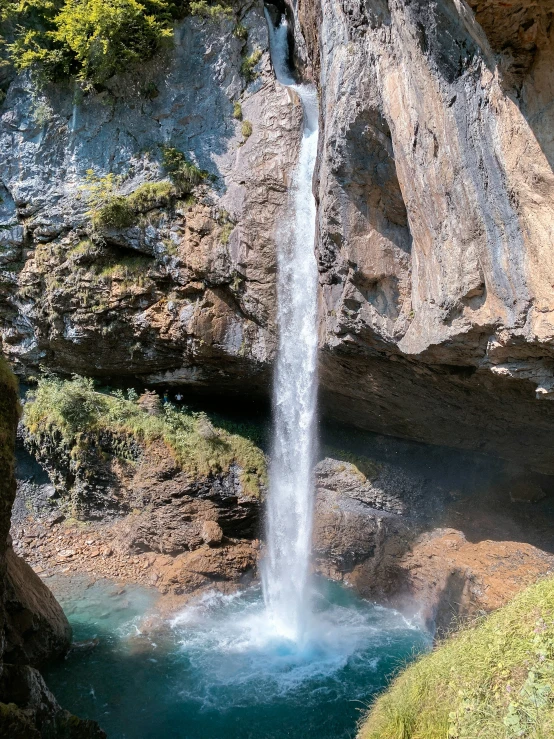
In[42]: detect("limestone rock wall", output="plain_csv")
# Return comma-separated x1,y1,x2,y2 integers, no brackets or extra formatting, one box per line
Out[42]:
302,0,554,471
0,3,300,395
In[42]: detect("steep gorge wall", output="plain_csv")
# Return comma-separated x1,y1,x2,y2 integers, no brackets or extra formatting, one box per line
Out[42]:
0,357,105,737
298,0,554,471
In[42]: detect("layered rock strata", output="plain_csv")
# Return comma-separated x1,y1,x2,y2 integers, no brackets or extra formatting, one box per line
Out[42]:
302,0,554,471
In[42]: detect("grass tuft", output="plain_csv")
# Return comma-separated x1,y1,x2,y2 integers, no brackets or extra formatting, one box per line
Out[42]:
23,375,267,497
233,101,242,120
240,48,262,82
160,146,208,193
241,120,252,139
359,576,554,739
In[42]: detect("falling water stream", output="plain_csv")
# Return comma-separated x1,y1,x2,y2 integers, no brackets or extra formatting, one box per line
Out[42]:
41,12,430,738
262,12,320,644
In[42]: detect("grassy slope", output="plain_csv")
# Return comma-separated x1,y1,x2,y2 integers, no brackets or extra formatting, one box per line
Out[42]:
24,376,266,497
359,577,554,739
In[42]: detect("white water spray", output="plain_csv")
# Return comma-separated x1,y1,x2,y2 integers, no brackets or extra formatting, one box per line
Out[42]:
262,11,320,644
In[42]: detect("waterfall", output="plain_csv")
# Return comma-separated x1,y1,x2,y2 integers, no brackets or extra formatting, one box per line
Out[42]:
262,11,320,644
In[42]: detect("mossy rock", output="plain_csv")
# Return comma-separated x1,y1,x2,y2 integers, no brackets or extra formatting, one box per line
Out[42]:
0,702,40,739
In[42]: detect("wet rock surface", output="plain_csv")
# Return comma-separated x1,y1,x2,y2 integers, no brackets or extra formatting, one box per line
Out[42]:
0,664,105,738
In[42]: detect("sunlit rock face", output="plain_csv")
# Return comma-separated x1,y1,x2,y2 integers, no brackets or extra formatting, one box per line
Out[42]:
294,0,554,471
0,3,300,395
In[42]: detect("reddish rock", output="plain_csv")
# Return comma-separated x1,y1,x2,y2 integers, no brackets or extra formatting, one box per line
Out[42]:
201,521,224,546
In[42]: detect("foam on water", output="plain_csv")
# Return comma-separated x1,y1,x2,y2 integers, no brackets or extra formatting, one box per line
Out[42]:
43,577,429,738
169,580,425,709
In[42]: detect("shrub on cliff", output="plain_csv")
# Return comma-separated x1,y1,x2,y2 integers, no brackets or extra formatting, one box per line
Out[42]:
23,375,267,496
1,0,238,86
2,0,178,85
160,146,208,193
359,576,554,739
83,172,178,229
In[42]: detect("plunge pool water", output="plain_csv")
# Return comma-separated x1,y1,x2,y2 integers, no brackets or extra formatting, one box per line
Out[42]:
43,577,429,739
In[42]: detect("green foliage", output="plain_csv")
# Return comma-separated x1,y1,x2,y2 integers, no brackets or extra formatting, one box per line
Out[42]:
24,375,267,496
66,238,96,258
91,195,134,228
233,22,247,40
219,221,233,244
232,100,242,120
126,180,176,211
360,577,554,739
82,170,177,229
240,48,261,82
189,0,232,19
0,353,18,396
3,0,178,85
98,254,152,283
241,119,252,138
160,145,208,192
81,169,122,209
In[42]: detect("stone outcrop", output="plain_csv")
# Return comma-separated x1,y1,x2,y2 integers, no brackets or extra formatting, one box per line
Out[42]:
13,429,262,595
0,356,105,737
312,437,554,634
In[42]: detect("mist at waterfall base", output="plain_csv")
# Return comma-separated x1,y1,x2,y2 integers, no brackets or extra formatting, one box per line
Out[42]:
43,577,429,739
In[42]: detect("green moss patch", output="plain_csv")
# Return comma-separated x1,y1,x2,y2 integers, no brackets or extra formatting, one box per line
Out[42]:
240,48,261,82
82,171,178,230
24,375,267,497
241,119,252,139
360,577,554,739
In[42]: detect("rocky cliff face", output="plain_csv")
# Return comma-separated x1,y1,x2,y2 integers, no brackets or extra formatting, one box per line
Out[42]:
302,0,554,471
2,0,554,471
0,357,105,737
0,3,300,394
312,434,554,635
